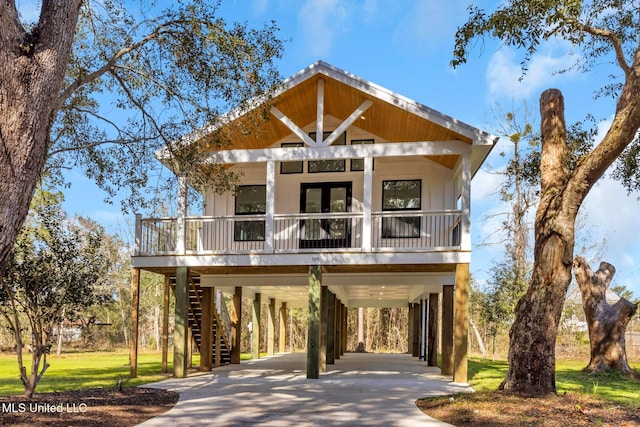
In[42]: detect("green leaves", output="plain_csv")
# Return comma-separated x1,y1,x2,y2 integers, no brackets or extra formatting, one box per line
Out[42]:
452,1,634,78
48,0,285,214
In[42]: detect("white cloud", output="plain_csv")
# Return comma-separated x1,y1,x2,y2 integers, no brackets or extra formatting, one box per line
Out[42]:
579,176,640,259
577,174,640,297
471,166,502,203
392,0,467,52
486,41,578,100
361,0,379,22
298,0,349,57
253,0,269,15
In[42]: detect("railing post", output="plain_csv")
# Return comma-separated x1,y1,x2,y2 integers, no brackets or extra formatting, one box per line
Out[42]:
176,174,188,255
265,160,275,253
460,152,471,252
362,156,373,251
134,214,142,256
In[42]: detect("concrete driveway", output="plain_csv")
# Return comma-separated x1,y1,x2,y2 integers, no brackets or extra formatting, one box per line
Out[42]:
138,352,471,426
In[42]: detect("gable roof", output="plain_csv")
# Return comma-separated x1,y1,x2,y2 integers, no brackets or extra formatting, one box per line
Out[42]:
173,61,497,174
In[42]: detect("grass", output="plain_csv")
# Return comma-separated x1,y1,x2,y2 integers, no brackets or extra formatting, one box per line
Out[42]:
0,349,274,396
0,350,174,396
1,349,637,407
468,356,640,408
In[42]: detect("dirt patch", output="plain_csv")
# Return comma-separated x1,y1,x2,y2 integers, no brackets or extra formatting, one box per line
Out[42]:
0,387,178,426
416,391,640,427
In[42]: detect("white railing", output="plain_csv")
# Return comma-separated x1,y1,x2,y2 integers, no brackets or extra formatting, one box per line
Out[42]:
371,211,461,250
136,210,462,256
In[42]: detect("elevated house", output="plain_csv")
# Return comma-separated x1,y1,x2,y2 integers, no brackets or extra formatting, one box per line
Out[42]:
129,62,497,383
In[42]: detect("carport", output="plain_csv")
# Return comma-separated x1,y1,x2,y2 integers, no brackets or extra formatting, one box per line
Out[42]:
139,352,471,426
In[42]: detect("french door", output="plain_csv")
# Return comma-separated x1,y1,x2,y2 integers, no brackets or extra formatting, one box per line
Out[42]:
300,182,352,249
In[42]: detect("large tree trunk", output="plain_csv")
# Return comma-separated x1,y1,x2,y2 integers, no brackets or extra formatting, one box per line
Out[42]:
0,1,82,276
500,89,577,393
0,1,82,398
501,81,640,393
573,257,639,379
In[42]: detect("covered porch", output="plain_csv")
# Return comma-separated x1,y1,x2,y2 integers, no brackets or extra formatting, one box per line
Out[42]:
128,261,471,384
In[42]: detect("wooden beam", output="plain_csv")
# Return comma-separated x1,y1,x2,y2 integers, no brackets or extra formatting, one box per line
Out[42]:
187,326,194,369
412,303,420,357
204,140,471,165
342,305,347,355
420,299,427,360
307,265,322,379
407,303,414,356
316,78,324,142
334,298,341,360
200,287,214,372
428,293,439,367
320,286,328,373
161,275,170,373
441,285,454,375
173,267,189,378
267,298,276,356
129,268,140,378
453,264,469,383
279,301,287,354
327,292,335,365
270,106,317,147
231,287,242,364
252,293,261,360
322,99,373,147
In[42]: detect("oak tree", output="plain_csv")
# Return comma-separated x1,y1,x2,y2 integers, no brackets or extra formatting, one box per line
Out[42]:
453,1,640,393
0,0,284,279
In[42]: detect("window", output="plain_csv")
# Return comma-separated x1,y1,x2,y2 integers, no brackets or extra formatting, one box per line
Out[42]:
280,142,303,174
234,185,266,241
308,131,346,173
381,180,421,238
350,139,374,171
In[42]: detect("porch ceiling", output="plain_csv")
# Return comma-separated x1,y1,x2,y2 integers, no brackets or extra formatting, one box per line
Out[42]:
136,264,455,308
197,74,472,171
200,270,455,309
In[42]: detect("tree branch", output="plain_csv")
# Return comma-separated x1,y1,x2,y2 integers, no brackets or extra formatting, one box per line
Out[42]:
578,23,630,76
56,18,191,110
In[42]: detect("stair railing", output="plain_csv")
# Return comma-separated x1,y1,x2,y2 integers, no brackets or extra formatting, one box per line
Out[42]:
215,290,233,351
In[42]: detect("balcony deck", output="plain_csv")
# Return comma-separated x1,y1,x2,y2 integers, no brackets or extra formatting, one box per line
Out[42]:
135,210,462,257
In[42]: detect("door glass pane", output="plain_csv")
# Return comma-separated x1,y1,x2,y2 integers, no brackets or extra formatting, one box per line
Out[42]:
329,187,347,212
328,187,347,238
305,188,322,240
305,188,322,213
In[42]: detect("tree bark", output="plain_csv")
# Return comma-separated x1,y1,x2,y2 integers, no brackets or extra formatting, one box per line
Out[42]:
0,1,82,276
500,89,576,393
501,77,640,393
573,256,639,379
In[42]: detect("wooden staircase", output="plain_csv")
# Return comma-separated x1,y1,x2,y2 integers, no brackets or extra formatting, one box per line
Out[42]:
172,276,232,366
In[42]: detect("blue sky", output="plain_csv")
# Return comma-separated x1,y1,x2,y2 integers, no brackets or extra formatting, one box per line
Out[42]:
18,0,640,298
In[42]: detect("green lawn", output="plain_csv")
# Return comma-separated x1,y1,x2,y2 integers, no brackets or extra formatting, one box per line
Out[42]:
0,350,271,396
469,357,640,407
0,350,173,396
2,350,638,407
